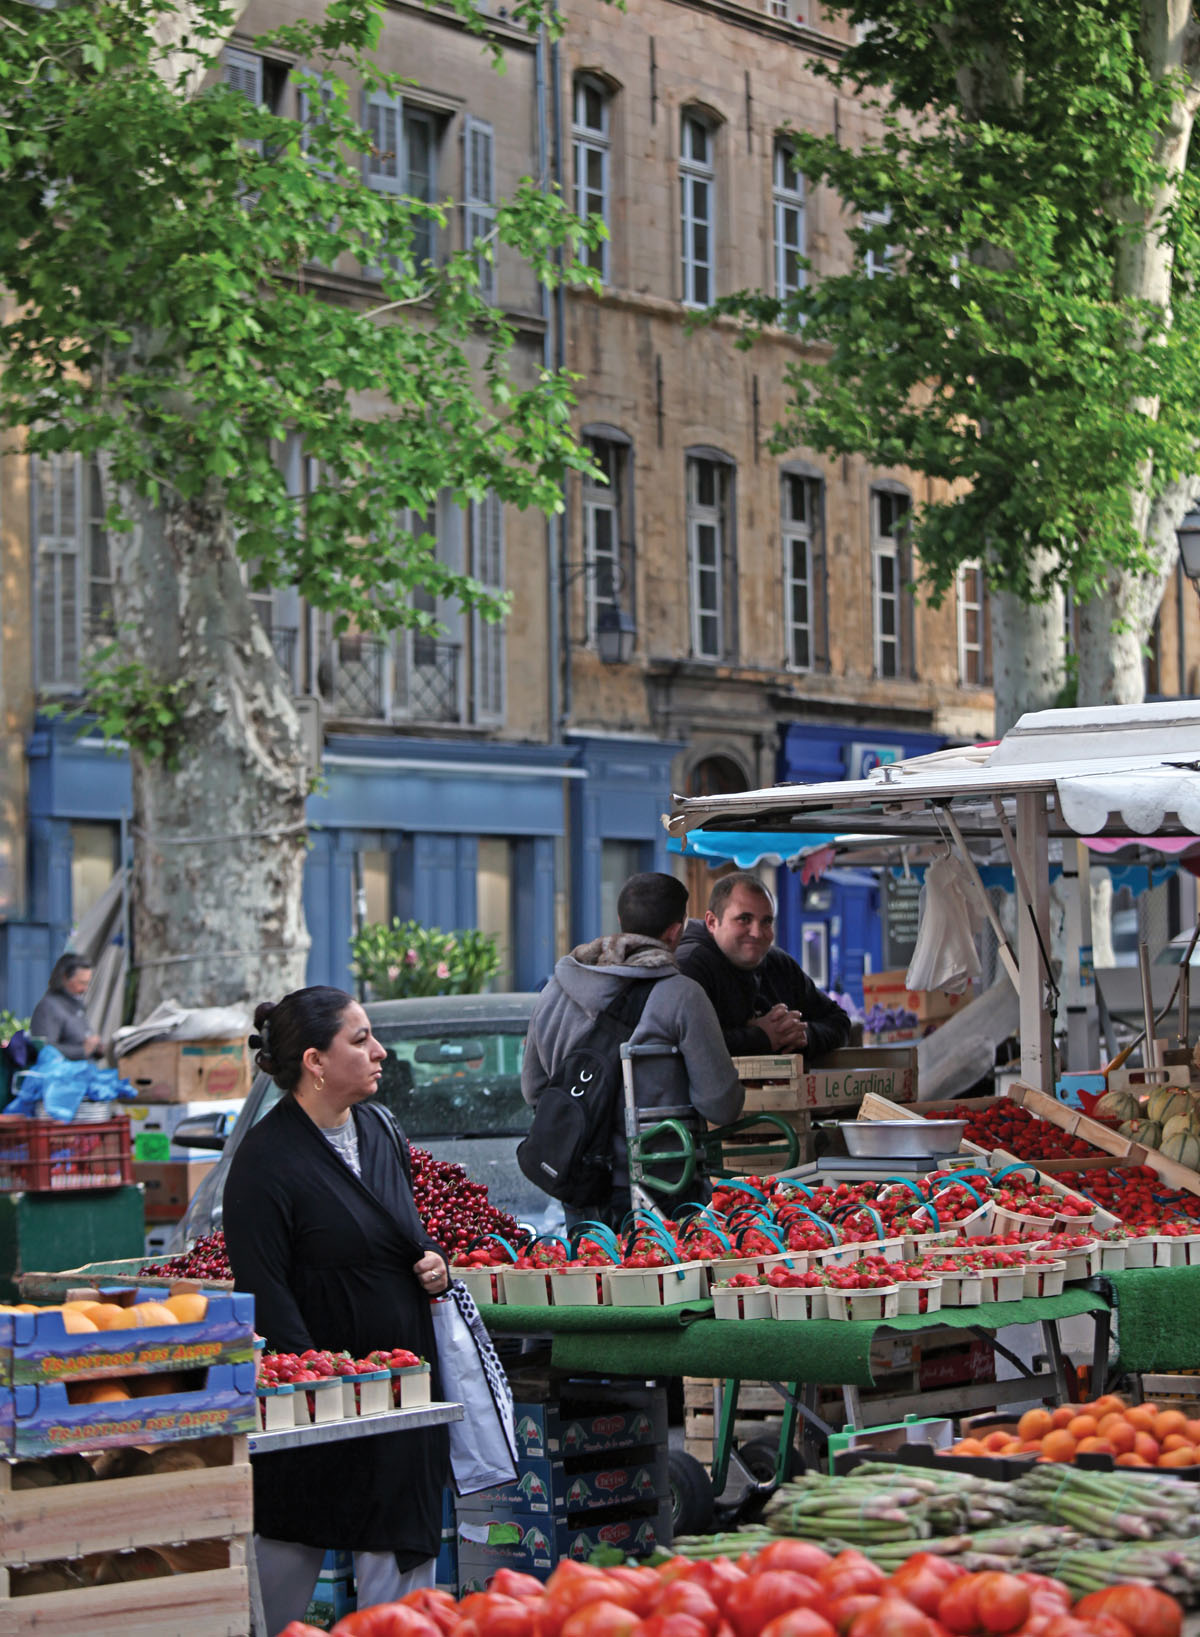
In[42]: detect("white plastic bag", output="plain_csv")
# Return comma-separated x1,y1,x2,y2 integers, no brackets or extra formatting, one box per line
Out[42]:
431,1281,518,1495
905,855,983,994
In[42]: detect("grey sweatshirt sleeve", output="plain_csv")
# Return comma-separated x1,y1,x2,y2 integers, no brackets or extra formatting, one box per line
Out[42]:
675,978,745,1125
520,1009,551,1108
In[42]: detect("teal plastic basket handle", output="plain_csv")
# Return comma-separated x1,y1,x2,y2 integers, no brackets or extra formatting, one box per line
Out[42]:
880,1177,927,1202
569,1221,621,1260
466,1233,519,1264
840,1203,886,1241
778,1180,814,1200
528,1233,571,1258
734,1220,787,1253
788,1205,840,1244
671,1200,719,1226
992,1162,1041,1185
910,1199,942,1230
682,1219,732,1252
711,1176,770,1205
933,1176,984,1206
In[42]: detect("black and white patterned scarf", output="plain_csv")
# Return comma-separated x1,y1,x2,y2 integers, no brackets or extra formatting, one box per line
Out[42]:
449,1277,517,1460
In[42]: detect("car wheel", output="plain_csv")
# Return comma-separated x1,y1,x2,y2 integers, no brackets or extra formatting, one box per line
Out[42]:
668,1449,714,1537
737,1431,802,1486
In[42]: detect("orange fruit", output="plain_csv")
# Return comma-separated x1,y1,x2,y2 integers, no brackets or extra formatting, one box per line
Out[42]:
1108,1422,1137,1453
1161,1433,1191,1452
1116,1452,1150,1466
1068,1415,1099,1439
59,1309,98,1334
1088,1394,1127,1417
1096,1412,1125,1436
1159,1447,1197,1468
1127,1404,1159,1432
163,1293,207,1324
1050,1406,1076,1429
86,1304,128,1331
1076,1437,1115,1455
126,1302,177,1328
1018,1440,1044,1452
1184,1419,1200,1443
983,1431,1011,1452
1042,1429,1077,1462
1134,1431,1161,1463
953,1438,985,1456
1019,1408,1053,1441
1155,1410,1188,1441
66,1381,131,1403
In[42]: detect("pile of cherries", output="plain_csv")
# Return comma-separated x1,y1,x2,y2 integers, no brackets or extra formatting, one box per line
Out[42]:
409,1147,520,1257
142,1230,231,1282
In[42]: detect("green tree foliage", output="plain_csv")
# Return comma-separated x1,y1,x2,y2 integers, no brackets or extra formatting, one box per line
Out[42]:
350,919,502,997
0,0,601,639
712,0,1200,609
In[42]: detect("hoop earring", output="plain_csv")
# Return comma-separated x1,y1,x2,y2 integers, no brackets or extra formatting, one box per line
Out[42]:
315,1074,325,1094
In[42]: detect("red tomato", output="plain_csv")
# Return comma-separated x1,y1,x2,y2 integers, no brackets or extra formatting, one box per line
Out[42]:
275,1626,326,1637
971,1575,1030,1636
455,1597,536,1637
848,1597,940,1637
753,1543,834,1579
538,1573,632,1637
1038,1620,1095,1637
888,1564,958,1617
1074,1590,1182,1637
332,1609,441,1637
652,1582,723,1632
560,1603,643,1637
490,1573,547,1602
758,1613,836,1637
725,1572,824,1637
1084,1618,1135,1637
827,1598,882,1637
658,1560,701,1587
400,1591,460,1636
685,1561,750,1613
1015,1580,1070,1611
937,1580,981,1636
638,1617,712,1637
605,1568,661,1618
820,1556,888,1603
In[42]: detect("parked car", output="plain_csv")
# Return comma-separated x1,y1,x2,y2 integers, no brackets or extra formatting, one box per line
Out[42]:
167,992,563,1249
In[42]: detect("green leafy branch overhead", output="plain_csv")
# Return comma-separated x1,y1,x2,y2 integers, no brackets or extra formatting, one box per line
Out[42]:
0,0,605,635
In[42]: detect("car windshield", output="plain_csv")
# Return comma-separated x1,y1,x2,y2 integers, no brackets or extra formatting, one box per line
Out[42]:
250,1026,529,1140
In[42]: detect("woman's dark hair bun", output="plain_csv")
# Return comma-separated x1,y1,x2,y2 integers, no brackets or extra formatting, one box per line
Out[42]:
249,988,352,1092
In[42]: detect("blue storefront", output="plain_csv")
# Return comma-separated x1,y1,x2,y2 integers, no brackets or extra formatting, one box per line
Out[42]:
3,719,681,1006
773,723,947,1005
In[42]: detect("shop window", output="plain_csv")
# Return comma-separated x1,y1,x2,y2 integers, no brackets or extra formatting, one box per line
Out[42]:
601,839,645,935
477,837,514,991
71,822,119,922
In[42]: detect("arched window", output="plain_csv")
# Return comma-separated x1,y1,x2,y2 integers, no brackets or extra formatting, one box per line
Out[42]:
773,139,805,299
572,75,612,283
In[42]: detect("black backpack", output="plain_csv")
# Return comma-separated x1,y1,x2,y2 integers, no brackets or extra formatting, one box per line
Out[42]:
517,979,656,1207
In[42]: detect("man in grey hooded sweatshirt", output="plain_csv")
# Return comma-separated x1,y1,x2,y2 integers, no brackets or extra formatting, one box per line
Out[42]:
521,872,744,1227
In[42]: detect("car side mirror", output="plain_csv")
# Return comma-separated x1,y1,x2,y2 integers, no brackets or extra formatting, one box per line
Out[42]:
171,1112,237,1151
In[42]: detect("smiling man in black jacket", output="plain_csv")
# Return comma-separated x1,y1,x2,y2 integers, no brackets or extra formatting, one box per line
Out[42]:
675,872,852,1060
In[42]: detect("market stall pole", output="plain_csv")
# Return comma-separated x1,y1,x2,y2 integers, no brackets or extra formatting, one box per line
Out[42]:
666,702,1200,1095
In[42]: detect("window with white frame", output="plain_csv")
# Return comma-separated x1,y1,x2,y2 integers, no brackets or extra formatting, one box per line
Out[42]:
471,491,505,723
464,116,496,302
783,472,823,672
773,139,805,300
582,435,633,644
33,454,113,691
572,77,611,283
686,455,733,660
956,559,988,687
680,113,715,307
871,486,910,679
863,204,894,279
362,90,442,271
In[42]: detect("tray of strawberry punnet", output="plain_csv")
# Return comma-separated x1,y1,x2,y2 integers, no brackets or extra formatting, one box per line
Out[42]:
256,1349,432,1430
0,1287,255,1385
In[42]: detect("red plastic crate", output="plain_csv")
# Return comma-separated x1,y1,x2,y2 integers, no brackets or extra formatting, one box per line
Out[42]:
0,1114,133,1192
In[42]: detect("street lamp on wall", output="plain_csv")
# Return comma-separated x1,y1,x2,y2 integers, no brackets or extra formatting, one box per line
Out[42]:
1178,504,1200,588
562,560,636,664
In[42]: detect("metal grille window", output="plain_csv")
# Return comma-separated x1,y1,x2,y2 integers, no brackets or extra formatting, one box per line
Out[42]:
687,455,732,659
773,140,805,300
871,487,911,679
471,491,505,723
783,473,823,672
680,113,715,307
33,454,112,691
572,77,610,283
957,559,989,687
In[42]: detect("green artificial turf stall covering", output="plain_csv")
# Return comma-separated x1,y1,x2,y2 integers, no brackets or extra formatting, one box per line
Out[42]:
482,1289,1110,1388
1097,1265,1200,1373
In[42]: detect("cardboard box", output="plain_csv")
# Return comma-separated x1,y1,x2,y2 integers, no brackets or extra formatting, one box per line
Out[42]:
801,1061,916,1109
468,1449,670,1515
455,1500,672,1578
119,1039,251,1104
513,1389,668,1462
863,970,974,1022
126,1098,245,1161
134,1159,217,1222
0,1289,255,1384
0,1360,257,1454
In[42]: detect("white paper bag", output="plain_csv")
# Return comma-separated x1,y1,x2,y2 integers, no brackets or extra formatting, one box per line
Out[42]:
431,1280,518,1495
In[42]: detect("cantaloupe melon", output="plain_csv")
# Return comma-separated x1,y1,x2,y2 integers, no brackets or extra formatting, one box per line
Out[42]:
1160,1131,1200,1169
1121,1119,1163,1147
1148,1087,1192,1126
1098,1090,1142,1122
1163,1111,1200,1143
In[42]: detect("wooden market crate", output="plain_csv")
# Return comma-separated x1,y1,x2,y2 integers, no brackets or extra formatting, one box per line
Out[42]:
0,1432,251,1636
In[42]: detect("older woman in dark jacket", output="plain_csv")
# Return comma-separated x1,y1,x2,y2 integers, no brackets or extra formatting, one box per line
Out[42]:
223,986,450,1635
30,954,103,1060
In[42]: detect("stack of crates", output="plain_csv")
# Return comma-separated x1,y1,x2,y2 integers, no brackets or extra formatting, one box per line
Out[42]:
454,1380,672,1591
306,1549,356,1629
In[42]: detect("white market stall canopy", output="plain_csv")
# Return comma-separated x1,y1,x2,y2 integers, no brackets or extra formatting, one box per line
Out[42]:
666,702,1200,1092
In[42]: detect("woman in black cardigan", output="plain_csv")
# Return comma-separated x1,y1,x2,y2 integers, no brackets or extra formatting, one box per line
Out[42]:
223,986,450,1634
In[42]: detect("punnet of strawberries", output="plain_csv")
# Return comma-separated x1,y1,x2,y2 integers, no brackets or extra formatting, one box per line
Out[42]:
273,1539,1184,1637
926,1102,1107,1161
